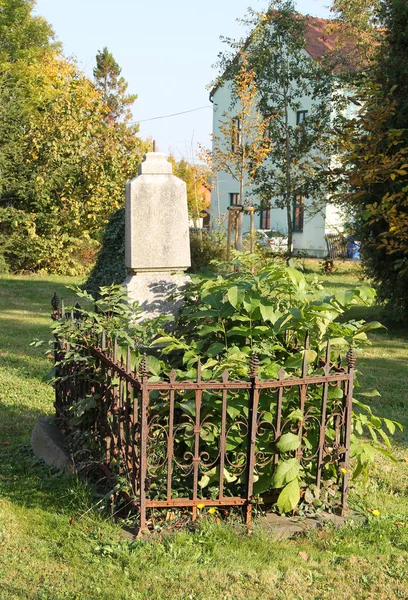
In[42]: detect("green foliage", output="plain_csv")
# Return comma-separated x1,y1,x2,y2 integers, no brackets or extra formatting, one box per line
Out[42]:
215,0,346,252
0,4,147,274
54,254,400,515
189,229,226,272
331,0,408,319
84,208,126,296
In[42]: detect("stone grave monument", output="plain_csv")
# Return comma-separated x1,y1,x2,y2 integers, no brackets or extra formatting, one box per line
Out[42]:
124,151,191,319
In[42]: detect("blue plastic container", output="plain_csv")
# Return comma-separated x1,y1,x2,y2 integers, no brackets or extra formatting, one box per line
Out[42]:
347,239,361,259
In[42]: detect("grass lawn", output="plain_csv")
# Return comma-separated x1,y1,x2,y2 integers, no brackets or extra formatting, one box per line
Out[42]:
0,265,408,600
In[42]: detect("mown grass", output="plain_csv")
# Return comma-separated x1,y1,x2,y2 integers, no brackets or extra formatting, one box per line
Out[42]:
0,266,407,600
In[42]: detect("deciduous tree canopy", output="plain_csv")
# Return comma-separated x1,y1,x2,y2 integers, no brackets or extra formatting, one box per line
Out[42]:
0,1,147,274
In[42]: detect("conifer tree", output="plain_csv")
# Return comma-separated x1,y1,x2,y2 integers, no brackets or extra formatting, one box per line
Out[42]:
94,47,137,123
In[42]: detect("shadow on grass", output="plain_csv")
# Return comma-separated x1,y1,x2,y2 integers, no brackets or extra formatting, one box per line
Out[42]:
0,398,95,517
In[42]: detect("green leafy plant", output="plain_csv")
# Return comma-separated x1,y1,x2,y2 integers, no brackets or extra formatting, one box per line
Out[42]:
50,254,401,515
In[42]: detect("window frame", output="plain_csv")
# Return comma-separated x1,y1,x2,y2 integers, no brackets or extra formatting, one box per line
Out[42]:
293,195,305,233
229,192,240,206
260,207,271,230
296,110,308,125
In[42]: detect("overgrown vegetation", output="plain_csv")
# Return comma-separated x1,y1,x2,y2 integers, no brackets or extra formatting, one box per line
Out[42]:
52,254,400,516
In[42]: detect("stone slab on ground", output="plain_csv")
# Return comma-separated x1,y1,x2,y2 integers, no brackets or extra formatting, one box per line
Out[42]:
31,417,73,471
256,511,365,540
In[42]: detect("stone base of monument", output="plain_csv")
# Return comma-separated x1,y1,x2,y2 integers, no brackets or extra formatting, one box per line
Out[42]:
124,271,191,321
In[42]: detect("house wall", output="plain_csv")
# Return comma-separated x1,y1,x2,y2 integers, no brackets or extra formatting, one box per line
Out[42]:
210,55,346,258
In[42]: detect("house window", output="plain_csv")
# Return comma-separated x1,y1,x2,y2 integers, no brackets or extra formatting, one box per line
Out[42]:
231,117,241,153
293,196,304,232
296,110,308,125
260,208,270,229
230,193,240,206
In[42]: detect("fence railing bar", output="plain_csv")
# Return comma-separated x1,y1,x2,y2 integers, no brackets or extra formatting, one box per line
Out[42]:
341,348,356,515
316,340,331,488
166,388,175,502
139,375,149,533
219,387,228,500
191,388,203,521
146,497,246,508
246,372,260,526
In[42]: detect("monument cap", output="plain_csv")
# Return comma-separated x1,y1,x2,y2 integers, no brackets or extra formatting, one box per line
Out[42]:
138,152,173,175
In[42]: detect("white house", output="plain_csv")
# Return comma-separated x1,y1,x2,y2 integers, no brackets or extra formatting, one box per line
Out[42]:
209,15,354,257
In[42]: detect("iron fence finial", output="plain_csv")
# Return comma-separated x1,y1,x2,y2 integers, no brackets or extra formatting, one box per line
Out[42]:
346,347,356,369
140,354,149,377
250,353,259,378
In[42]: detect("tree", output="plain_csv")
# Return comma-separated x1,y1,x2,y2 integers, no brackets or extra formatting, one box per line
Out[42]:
239,0,344,253
94,46,137,123
0,5,147,274
333,0,408,318
202,53,271,249
0,0,59,64
168,155,211,226
212,0,347,255
328,0,380,68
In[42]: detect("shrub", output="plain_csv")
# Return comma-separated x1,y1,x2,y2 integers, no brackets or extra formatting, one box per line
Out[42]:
188,229,226,272
51,254,400,515
84,208,126,297
0,207,97,275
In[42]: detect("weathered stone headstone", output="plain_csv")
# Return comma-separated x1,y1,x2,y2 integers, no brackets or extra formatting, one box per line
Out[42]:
124,152,191,319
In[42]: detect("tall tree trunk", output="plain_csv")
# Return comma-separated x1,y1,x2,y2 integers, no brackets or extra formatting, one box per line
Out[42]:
284,89,293,257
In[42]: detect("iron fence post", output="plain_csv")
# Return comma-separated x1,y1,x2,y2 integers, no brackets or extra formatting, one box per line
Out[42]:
341,348,356,515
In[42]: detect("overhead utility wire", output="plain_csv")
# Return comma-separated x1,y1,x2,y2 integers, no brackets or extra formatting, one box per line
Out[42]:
135,105,211,123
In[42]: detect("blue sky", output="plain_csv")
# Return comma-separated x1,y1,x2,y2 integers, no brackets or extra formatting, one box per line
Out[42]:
34,0,331,162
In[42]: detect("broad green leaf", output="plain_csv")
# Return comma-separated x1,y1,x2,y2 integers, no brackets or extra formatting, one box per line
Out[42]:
206,342,225,357
263,362,281,379
151,336,176,345
384,418,396,435
355,285,376,303
276,432,301,453
227,326,252,338
277,478,301,513
145,355,161,377
289,307,303,320
227,286,245,308
260,303,278,323
287,409,303,422
356,321,385,333
377,428,392,450
334,290,355,307
252,464,273,495
272,458,299,489
262,411,273,423
356,389,381,398
203,291,223,310
286,267,306,290
328,386,344,400
274,313,293,333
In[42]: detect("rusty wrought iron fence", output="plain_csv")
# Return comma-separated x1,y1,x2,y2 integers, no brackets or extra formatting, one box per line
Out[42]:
51,294,356,531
